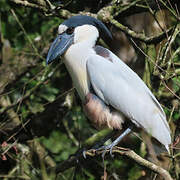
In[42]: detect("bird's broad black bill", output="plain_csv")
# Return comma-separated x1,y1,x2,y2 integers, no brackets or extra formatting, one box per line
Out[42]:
46,33,74,64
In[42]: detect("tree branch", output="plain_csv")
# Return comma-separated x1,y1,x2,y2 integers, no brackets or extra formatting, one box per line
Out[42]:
109,17,174,44
88,147,173,180
10,0,176,45
10,0,49,12
52,147,173,180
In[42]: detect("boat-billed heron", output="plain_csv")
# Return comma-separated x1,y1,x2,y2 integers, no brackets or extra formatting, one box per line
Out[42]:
46,15,171,154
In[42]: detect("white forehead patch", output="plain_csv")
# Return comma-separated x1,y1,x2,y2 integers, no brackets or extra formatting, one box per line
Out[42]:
74,25,99,43
58,24,68,34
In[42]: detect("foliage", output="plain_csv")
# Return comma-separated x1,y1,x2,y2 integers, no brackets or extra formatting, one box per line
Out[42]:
0,0,180,179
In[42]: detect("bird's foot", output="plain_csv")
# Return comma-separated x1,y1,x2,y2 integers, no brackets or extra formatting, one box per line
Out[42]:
82,128,132,159
96,142,116,158
96,127,133,158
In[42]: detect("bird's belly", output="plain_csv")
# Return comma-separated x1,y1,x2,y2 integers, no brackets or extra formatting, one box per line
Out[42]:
83,93,124,130
64,61,90,101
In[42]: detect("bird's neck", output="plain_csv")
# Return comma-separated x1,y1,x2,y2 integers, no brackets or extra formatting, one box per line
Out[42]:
63,40,96,102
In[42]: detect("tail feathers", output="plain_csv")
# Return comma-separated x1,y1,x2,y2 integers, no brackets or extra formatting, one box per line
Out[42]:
143,111,171,151
150,142,171,155
165,145,170,154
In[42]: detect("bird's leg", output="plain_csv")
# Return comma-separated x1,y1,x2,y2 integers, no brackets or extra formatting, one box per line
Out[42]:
98,127,132,158
92,130,118,149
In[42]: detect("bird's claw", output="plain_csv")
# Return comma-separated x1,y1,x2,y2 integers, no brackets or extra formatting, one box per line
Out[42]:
97,145,115,159
102,148,107,159
110,147,114,157
82,149,87,159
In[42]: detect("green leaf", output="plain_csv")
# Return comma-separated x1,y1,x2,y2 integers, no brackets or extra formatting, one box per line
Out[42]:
128,166,143,180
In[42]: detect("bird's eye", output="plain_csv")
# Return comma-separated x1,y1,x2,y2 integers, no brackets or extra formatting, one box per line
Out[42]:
66,27,74,35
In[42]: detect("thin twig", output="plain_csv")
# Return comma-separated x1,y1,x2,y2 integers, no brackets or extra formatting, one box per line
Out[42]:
0,63,61,115
10,9,44,60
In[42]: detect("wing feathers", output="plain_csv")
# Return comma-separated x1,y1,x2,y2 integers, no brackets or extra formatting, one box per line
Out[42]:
87,46,171,147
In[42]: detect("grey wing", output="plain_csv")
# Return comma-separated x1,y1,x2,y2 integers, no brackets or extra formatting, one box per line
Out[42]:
87,48,171,147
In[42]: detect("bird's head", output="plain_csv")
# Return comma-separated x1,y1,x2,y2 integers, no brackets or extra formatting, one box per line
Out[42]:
46,15,112,64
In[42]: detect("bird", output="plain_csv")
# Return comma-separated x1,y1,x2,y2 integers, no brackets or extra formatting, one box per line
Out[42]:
46,15,171,155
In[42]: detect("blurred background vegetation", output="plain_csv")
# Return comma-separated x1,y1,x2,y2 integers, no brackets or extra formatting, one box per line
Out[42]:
0,0,180,179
